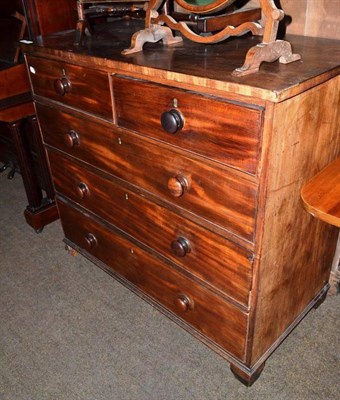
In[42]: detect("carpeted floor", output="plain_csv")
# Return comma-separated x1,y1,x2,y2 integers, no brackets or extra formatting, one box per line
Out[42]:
0,173,339,400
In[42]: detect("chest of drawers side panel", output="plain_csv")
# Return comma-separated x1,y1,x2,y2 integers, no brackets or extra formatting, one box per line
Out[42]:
250,76,340,364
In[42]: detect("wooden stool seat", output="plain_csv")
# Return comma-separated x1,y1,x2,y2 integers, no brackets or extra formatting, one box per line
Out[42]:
301,158,340,227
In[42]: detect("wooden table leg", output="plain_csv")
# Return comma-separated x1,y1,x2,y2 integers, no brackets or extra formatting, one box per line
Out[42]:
29,116,54,200
9,118,42,209
9,116,59,232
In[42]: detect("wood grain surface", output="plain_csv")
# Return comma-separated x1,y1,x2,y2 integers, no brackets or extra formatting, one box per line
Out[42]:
250,76,340,364
301,158,340,227
24,25,340,383
37,103,258,242
27,56,113,120
58,198,249,362
112,75,263,174
21,21,340,103
48,149,254,306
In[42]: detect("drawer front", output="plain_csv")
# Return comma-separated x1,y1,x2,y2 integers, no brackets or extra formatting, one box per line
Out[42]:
27,56,112,120
37,104,257,241
112,76,263,174
48,150,253,305
57,199,248,361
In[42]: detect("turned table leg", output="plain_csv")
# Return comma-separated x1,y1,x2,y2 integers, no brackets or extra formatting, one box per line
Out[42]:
9,116,58,232
29,116,54,200
9,118,43,210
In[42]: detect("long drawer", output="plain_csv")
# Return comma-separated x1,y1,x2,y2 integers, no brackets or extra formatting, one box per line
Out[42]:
48,149,253,305
37,103,258,241
27,56,113,120
57,198,249,361
112,76,263,174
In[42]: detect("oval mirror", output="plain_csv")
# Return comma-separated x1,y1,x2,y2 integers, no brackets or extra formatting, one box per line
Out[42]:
175,0,237,15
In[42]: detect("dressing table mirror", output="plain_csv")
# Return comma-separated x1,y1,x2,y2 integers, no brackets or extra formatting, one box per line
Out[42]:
122,0,301,75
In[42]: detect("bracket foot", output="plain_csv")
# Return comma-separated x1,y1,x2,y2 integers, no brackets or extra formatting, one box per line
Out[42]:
122,25,182,55
230,362,265,387
233,39,301,76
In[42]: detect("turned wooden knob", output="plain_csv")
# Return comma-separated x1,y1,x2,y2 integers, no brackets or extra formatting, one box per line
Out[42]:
64,130,80,148
76,182,89,199
161,109,184,134
174,294,193,312
171,237,191,257
84,233,97,249
54,76,72,96
167,175,189,197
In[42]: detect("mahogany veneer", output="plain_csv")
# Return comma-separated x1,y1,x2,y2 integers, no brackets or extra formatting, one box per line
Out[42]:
301,158,340,228
21,20,340,385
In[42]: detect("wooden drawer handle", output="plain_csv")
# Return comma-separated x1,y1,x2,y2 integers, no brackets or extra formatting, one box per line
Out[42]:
174,294,194,312
76,182,89,199
84,233,97,249
64,130,80,148
161,109,184,134
167,174,190,197
54,76,72,96
171,237,191,257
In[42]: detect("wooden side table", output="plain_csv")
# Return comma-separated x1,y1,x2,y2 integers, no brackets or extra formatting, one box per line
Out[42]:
301,158,340,293
0,99,58,232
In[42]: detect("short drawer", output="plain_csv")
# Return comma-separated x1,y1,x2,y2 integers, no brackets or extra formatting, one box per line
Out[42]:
48,150,253,305
58,198,248,361
112,76,263,174
37,104,257,241
27,56,112,120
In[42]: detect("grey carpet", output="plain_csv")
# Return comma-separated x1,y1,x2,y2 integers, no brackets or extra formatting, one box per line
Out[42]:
0,173,339,400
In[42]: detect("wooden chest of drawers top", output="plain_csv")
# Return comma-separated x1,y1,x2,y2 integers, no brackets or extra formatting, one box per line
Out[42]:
22,20,339,103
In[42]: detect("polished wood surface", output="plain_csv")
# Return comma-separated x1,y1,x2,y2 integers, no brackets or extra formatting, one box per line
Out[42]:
23,0,77,38
0,0,65,231
36,103,258,242
20,21,340,102
48,149,254,306
58,198,249,361
27,57,113,120
301,158,340,228
0,65,30,101
113,75,263,173
0,102,34,123
250,76,340,365
22,21,340,385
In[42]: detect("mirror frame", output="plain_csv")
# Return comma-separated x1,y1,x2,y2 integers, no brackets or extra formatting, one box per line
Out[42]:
174,0,236,15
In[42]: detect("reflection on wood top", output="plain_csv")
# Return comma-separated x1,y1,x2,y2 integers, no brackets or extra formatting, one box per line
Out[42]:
20,20,340,102
301,158,340,228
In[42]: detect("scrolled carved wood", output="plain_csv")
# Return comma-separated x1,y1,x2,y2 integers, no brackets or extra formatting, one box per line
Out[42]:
123,0,301,75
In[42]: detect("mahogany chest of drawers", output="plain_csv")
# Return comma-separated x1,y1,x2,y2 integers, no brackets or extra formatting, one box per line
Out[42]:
22,21,340,385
